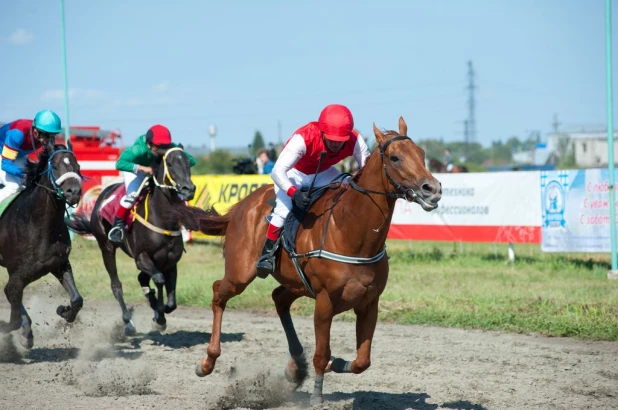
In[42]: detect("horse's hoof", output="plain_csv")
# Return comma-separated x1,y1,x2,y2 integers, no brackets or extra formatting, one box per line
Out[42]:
309,394,324,406
19,334,33,349
195,360,206,377
124,321,136,337
151,320,166,333
284,365,296,383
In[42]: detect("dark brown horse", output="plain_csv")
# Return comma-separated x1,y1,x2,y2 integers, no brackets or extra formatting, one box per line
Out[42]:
175,117,441,405
67,146,195,335
0,145,84,349
428,158,468,173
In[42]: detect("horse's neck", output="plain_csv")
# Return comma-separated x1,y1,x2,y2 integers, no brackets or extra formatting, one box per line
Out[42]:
146,185,180,230
22,180,65,227
339,154,396,249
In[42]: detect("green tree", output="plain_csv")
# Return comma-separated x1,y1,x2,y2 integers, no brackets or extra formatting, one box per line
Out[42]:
192,149,235,174
251,131,265,156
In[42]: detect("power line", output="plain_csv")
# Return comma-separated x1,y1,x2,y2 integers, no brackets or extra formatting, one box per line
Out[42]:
466,60,477,147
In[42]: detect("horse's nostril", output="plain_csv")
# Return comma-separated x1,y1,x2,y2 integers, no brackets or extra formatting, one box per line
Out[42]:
421,183,435,194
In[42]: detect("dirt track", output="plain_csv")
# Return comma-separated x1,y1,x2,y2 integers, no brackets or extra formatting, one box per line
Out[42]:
0,292,617,410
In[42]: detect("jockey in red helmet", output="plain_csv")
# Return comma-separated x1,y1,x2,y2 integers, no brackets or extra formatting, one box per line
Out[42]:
256,104,370,278
107,125,196,244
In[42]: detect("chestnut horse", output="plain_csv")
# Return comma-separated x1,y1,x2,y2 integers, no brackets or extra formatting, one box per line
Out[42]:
175,117,442,405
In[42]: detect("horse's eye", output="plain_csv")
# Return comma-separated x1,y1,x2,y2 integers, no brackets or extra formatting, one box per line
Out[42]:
390,155,399,163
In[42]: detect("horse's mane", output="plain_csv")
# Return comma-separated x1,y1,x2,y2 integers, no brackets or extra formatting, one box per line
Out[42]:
351,129,399,183
23,144,67,190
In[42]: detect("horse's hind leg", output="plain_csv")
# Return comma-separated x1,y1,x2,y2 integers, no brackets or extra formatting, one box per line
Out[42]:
19,304,33,349
272,286,308,387
196,276,251,377
102,247,135,336
52,261,84,323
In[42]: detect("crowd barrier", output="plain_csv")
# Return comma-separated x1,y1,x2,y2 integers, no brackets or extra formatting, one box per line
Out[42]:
75,170,618,251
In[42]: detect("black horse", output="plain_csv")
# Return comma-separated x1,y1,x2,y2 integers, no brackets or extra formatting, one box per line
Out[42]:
67,146,196,335
0,144,84,348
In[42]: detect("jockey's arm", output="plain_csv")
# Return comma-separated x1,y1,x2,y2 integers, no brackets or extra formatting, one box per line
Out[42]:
271,134,306,196
353,134,370,169
115,142,149,173
1,129,25,178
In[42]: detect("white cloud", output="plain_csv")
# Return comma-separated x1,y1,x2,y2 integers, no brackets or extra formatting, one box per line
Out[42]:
8,29,34,46
152,82,169,93
40,88,106,102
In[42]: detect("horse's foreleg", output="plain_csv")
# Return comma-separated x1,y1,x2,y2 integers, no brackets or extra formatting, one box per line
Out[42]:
326,299,379,375
1,276,24,333
196,277,248,377
163,265,178,314
310,291,334,406
52,262,84,323
135,253,166,331
101,247,135,335
272,286,308,387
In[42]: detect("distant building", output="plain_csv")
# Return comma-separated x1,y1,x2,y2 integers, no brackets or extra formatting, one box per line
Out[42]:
547,127,618,168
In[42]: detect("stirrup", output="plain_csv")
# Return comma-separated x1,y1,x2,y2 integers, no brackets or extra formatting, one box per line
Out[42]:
256,255,274,278
108,226,124,243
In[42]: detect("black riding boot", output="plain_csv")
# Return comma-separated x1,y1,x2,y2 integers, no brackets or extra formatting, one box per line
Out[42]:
256,238,279,278
108,216,125,244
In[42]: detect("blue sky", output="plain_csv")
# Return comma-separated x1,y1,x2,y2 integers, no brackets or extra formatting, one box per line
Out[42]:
0,1,610,149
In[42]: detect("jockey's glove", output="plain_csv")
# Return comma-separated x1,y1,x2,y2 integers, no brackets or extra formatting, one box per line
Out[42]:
292,190,311,210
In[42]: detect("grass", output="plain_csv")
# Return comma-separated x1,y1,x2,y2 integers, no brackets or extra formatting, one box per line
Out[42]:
4,237,618,340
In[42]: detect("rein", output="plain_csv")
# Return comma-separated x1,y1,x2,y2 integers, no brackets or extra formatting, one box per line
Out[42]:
38,149,84,203
152,147,184,191
131,191,182,236
131,148,185,236
349,135,426,203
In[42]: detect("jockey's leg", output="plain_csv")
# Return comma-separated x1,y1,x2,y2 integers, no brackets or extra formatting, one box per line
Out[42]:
0,169,24,204
256,185,291,278
312,166,342,189
108,171,145,244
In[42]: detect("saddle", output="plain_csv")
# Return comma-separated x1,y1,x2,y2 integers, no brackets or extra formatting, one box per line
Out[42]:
280,174,350,255
99,180,151,229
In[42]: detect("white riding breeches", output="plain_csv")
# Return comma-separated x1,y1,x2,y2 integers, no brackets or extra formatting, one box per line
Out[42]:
0,157,27,203
270,166,342,227
119,171,149,209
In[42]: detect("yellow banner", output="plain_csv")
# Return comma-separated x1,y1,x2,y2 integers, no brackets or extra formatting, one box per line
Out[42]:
188,175,272,238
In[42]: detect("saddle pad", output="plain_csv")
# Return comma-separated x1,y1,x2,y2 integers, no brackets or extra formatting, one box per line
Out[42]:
0,192,20,219
99,185,137,229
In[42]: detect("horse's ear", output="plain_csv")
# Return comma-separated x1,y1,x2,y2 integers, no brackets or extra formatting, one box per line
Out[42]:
178,143,184,149
373,123,386,146
67,139,73,152
398,116,408,136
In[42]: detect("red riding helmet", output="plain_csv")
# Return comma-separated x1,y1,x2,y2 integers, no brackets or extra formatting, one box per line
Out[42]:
318,104,354,142
146,124,173,147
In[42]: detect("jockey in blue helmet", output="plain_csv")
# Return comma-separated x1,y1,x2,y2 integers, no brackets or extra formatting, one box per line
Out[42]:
0,110,62,203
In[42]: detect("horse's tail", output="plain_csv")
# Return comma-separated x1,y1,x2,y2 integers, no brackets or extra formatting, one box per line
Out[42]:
66,212,93,235
172,204,235,236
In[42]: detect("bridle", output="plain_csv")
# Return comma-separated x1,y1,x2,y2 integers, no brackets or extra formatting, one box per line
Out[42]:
349,135,426,202
40,149,84,200
152,147,185,191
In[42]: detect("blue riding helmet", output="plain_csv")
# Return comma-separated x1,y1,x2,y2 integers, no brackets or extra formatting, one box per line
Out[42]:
33,110,62,134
